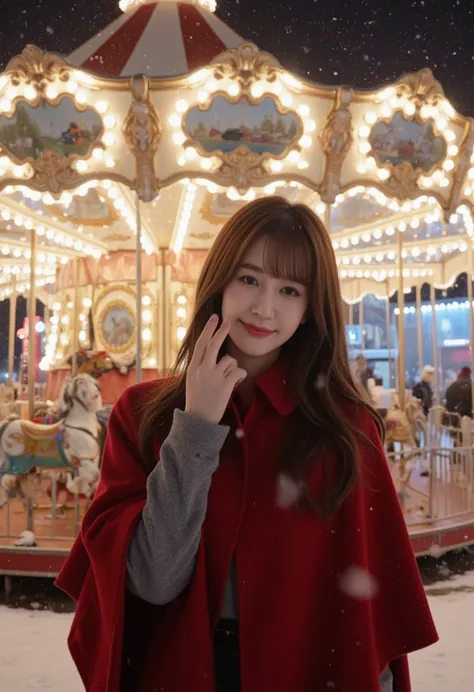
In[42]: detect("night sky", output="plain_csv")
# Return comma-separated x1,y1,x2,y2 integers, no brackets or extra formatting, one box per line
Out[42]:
1,0,473,114
0,0,473,371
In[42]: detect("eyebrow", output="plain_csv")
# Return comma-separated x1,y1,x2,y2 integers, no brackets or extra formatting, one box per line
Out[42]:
238,262,264,273
237,262,306,285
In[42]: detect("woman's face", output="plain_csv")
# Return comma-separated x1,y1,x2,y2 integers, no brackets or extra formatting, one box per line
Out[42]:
221,237,308,361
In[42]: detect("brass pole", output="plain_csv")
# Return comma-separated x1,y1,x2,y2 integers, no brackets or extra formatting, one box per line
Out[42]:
136,196,143,383
8,277,17,387
27,230,37,419
385,282,392,387
163,261,171,372
156,260,162,374
397,230,406,408
71,259,80,377
416,283,423,374
430,284,440,405
468,241,474,415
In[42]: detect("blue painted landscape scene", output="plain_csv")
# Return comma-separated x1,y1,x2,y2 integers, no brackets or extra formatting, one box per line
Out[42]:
185,96,300,156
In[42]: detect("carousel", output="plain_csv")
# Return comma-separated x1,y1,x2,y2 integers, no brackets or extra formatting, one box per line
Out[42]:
0,0,474,582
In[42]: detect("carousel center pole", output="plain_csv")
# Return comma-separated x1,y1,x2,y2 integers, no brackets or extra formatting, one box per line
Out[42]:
8,276,17,387
397,229,406,409
467,238,474,416
28,229,37,419
136,195,143,383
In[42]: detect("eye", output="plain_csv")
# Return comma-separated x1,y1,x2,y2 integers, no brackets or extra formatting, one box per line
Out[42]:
238,274,258,286
281,286,300,297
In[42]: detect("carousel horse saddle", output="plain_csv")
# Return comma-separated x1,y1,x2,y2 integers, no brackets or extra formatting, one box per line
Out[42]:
20,419,63,440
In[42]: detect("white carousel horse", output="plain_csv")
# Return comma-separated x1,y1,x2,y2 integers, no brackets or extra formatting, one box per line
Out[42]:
385,394,429,516
385,393,427,449
0,374,102,507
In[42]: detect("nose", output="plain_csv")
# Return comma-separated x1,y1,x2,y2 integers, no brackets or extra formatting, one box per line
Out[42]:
250,285,275,319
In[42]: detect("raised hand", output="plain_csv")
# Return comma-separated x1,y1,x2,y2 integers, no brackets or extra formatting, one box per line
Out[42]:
185,315,247,424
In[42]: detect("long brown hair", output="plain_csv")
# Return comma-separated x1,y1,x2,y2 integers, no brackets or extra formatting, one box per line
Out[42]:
138,196,383,515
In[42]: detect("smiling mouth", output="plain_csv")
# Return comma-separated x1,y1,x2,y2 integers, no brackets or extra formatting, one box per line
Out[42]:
239,320,275,337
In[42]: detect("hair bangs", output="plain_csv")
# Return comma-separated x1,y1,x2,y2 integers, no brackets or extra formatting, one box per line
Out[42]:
259,223,313,286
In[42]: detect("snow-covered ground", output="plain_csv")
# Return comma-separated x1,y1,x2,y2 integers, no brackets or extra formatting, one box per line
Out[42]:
0,572,473,690
409,571,474,691
0,606,81,691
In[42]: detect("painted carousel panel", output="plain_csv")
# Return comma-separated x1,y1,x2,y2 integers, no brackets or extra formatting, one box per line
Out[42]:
0,96,103,163
99,302,136,354
184,95,301,157
369,111,446,172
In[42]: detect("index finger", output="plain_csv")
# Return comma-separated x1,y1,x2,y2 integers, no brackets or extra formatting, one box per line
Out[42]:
191,314,219,366
204,318,231,365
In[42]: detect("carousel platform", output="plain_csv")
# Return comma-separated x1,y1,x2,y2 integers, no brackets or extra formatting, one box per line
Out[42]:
1,468,474,578
0,495,87,577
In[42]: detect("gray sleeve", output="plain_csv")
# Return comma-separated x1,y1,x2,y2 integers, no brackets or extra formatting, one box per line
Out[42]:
380,665,393,692
126,408,229,605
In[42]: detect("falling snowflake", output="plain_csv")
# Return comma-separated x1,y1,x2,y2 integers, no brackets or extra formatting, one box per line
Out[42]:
338,566,378,600
46,26,55,35
235,428,244,439
276,473,302,508
316,373,326,389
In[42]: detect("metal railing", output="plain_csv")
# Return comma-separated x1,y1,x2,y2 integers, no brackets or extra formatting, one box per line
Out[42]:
2,404,474,545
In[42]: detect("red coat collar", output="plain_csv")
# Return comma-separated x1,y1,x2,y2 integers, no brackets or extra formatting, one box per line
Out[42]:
253,357,296,417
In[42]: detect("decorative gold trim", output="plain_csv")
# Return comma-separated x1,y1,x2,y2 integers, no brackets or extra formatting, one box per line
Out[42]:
97,299,136,355
198,191,242,225
102,232,132,243
123,75,162,202
218,146,272,192
199,191,220,225
338,178,448,214
0,170,136,196
52,194,119,226
93,283,137,311
24,150,83,193
157,169,321,194
3,45,134,93
5,45,72,93
447,118,474,219
210,42,281,93
319,86,353,204
395,68,445,108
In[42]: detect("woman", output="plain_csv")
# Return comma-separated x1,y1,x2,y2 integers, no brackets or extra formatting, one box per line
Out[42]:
56,197,437,692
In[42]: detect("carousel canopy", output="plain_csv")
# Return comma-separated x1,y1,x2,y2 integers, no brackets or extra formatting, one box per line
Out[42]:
67,0,245,78
0,0,474,310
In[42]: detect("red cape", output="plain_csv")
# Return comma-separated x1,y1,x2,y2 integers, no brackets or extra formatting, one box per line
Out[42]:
57,361,437,691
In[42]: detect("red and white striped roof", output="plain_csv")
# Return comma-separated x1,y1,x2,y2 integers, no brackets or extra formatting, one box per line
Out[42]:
68,0,245,78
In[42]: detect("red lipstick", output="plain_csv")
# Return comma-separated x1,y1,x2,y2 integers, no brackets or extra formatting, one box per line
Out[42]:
239,321,275,337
